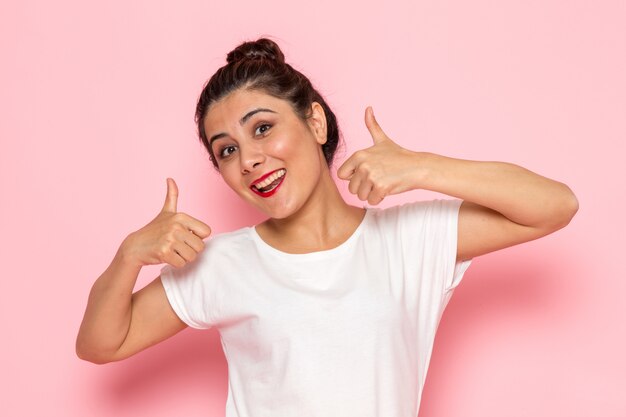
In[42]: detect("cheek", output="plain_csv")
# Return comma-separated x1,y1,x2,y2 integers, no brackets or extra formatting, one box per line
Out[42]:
265,131,319,162
219,167,243,192
265,134,290,157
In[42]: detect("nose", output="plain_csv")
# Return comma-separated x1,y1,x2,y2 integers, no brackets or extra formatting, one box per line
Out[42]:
239,143,265,175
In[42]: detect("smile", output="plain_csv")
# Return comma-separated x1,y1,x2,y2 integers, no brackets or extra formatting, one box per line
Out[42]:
250,169,286,198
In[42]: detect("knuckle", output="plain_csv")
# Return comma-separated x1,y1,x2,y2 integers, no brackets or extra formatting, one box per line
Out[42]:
170,252,185,268
170,222,187,234
156,247,169,262
173,212,187,223
163,230,178,242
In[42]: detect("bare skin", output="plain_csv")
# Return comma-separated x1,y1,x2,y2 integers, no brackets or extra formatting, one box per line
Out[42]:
335,106,579,261
75,179,211,363
76,88,578,364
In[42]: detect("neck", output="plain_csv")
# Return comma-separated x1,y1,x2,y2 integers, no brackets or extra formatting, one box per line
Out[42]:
257,167,366,253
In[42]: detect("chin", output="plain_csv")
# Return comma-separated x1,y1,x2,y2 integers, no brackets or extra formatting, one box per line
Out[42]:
258,206,295,220
254,199,303,220
241,185,308,220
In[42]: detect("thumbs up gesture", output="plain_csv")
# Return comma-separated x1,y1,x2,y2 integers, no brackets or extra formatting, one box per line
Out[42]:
120,178,212,268
337,107,421,205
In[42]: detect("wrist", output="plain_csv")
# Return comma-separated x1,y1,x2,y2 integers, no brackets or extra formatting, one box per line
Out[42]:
115,234,144,270
403,151,437,191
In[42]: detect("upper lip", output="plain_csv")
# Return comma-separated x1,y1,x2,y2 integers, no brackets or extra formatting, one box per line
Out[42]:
250,168,285,188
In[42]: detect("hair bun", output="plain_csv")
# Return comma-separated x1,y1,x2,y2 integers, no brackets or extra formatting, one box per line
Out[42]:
226,38,285,65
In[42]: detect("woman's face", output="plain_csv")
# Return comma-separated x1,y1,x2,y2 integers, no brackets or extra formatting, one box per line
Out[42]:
203,89,328,219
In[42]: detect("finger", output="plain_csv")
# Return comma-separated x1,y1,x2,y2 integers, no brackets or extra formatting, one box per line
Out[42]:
365,106,387,145
347,173,362,195
175,228,205,253
172,241,197,263
164,250,187,269
336,157,355,180
357,180,373,201
176,213,212,239
162,178,179,213
367,188,385,206
368,195,384,206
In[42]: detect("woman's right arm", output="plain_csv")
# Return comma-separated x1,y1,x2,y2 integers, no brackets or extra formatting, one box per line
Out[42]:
75,179,212,364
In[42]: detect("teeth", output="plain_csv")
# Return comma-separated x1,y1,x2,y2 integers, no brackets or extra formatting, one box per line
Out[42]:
254,169,286,190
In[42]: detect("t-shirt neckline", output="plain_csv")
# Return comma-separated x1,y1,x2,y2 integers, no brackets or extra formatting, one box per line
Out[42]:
249,207,372,261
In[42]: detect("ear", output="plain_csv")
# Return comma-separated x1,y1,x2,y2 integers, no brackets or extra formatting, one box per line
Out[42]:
307,101,328,145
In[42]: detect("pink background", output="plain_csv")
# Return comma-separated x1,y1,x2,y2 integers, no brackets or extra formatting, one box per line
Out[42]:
1,0,624,415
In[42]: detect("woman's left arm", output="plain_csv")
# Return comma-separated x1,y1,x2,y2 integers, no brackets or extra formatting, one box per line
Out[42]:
337,107,579,262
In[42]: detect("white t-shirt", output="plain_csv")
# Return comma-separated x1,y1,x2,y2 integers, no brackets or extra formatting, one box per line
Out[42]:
160,198,472,417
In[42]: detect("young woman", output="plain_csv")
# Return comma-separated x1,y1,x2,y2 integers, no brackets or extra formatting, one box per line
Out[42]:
76,38,578,416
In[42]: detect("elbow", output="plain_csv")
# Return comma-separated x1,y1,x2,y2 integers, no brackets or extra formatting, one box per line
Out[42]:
75,338,116,365
548,184,579,231
560,184,579,227
76,350,109,365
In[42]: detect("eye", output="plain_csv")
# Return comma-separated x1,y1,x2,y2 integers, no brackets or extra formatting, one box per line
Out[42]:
254,123,272,136
219,145,237,159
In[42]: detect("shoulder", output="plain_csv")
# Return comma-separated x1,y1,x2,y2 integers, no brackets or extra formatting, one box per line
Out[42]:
369,199,462,224
161,226,255,279
362,199,463,243
204,226,255,252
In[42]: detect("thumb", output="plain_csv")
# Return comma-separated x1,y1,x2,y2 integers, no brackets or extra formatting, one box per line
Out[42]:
365,106,387,145
162,178,178,213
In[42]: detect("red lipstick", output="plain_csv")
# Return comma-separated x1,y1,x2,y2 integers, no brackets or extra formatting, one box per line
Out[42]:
250,169,286,198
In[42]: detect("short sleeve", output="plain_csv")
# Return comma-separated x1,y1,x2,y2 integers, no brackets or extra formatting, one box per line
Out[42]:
398,199,472,294
160,253,215,330
437,199,472,293
383,199,472,399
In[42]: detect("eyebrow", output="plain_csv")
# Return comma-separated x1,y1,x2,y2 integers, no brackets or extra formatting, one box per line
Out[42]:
208,108,277,146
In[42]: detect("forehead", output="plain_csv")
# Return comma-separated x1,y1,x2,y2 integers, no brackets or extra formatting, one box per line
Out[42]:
203,89,293,131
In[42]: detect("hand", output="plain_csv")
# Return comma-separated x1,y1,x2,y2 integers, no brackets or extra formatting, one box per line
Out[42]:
120,178,212,268
337,107,421,205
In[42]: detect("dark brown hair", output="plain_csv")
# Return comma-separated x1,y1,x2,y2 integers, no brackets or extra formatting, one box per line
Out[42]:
195,38,342,169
